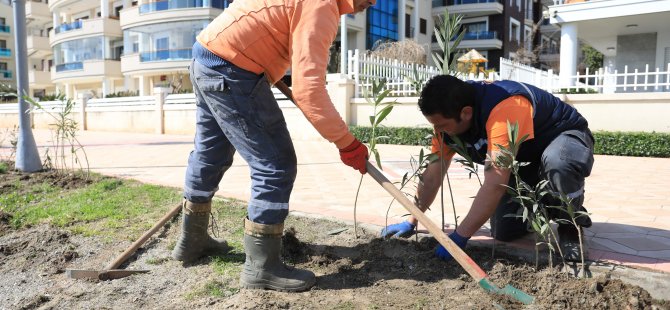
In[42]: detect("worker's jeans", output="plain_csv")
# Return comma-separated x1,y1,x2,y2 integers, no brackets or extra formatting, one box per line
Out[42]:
183,59,296,225
490,128,595,241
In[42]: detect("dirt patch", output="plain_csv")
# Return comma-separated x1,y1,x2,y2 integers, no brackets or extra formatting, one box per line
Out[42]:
0,162,92,196
0,165,668,309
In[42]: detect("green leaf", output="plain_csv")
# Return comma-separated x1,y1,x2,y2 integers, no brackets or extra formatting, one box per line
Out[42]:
375,105,394,126
374,149,382,169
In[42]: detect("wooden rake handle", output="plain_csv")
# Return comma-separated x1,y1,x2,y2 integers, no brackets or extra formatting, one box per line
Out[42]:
103,203,182,270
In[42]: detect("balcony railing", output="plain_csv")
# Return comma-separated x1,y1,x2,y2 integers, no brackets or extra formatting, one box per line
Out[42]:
462,31,499,40
0,25,9,33
139,0,231,13
0,70,11,79
139,49,192,62
54,20,83,34
432,0,502,7
0,48,10,57
56,62,84,72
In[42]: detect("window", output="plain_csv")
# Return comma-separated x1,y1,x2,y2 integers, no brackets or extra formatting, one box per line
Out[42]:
0,17,5,25
420,18,427,35
524,25,532,50
405,13,411,38
517,0,521,10
0,62,7,71
525,0,533,19
0,40,6,48
366,0,398,49
510,18,520,43
155,37,168,50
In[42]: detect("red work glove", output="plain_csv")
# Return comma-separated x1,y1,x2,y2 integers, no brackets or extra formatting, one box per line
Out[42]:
339,139,368,174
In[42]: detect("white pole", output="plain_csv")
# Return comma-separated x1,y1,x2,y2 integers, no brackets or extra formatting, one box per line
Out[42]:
340,15,347,75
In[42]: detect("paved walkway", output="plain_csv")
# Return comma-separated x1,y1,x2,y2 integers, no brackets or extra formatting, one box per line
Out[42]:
3,129,670,274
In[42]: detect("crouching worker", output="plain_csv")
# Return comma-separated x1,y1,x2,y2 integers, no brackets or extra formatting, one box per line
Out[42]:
172,0,377,292
381,75,594,262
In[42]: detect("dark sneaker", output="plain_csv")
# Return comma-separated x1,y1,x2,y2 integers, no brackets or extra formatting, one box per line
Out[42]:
558,225,587,262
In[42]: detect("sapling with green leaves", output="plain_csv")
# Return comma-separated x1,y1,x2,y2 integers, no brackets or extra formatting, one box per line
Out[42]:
25,94,90,178
548,193,591,276
352,78,396,237
492,121,565,269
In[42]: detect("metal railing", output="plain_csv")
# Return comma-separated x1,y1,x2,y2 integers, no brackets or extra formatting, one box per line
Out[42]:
462,31,499,40
139,49,192,62
139,0,231,13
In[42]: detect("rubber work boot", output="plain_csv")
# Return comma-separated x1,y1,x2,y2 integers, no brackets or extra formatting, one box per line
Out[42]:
240,218,316,292
558,224,587,262
172,200,230,262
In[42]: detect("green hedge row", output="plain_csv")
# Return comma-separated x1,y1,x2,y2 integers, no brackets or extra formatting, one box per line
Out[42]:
350,126,670,158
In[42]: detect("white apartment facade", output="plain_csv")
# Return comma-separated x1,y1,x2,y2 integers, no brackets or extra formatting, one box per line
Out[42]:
546,0,670,88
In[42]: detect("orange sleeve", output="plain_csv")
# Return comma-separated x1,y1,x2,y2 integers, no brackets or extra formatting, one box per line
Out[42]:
289,1,354,149
486,95,535,153
430,132,456,161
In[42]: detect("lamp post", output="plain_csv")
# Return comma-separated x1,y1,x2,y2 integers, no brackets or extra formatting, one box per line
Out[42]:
13,0,42,172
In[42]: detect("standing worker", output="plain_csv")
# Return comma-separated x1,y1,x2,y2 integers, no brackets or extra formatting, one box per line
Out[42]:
172,0,376,292
382,75,594,262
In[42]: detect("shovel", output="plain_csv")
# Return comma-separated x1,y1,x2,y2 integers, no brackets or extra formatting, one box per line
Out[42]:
66,203,182,280
274,80,534,305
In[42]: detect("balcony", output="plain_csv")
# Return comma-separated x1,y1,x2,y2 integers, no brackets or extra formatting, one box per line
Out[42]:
432,0,504,18
0,48,11,58
29,70,52,86
120,1,223,29
51,59,122,83
50,18,122,47
0,25,9,35
0,70,11,80
27,35,52,58
26,0,51,21
139,0,230,14
432,31,503,51
121,51,191,75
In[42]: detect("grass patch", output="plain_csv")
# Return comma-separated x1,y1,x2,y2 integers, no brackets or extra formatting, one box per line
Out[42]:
0,161,8,173
2,173,183,240
145,257,170,265
185,280,240,300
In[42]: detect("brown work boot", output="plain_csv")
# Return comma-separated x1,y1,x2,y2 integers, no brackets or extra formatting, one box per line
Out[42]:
558,224,587,262
239,218,315,292
172,200,230,263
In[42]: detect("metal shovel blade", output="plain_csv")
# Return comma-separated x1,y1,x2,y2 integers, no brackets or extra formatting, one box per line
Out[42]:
66,269,149,280
478,278,535,305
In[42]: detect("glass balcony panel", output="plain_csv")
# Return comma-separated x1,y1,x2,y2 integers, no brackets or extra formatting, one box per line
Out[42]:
54,20,83,34
54,36,106,68
0,25,9,33
0,48,10,57
0,70,11,79
139,0,231,13
139,49,192,62
55,62,84,72
124,20,209,56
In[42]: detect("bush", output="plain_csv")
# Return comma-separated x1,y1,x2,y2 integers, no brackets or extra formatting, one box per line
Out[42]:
593,131,670,158
105,90,140,98
350,126,670,158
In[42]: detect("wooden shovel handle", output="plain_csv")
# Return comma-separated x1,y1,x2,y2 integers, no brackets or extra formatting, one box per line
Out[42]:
365,162,487,281
103,203,182,270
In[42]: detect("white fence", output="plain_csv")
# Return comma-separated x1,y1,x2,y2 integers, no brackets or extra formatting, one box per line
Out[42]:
346,49,670,96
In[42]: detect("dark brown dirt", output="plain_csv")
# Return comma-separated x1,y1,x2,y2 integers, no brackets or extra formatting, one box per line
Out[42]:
1,163,668,309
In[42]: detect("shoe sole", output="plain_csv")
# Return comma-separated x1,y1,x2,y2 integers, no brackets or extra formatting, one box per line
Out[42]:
240,278,315,292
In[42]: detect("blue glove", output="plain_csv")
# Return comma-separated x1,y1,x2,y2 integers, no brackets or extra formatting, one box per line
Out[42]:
434,231,470,261
380,221,416,238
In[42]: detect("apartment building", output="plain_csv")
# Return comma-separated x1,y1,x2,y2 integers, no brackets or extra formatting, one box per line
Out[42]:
0,0,16,91
546,0,670,87
10,0,555,100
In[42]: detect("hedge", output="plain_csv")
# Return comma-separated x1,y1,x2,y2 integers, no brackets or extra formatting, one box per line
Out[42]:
349,126,670,158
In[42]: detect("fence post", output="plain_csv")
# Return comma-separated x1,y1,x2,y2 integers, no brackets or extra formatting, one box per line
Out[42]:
78,93,88,131
154,87,166,134
354,49,360,97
